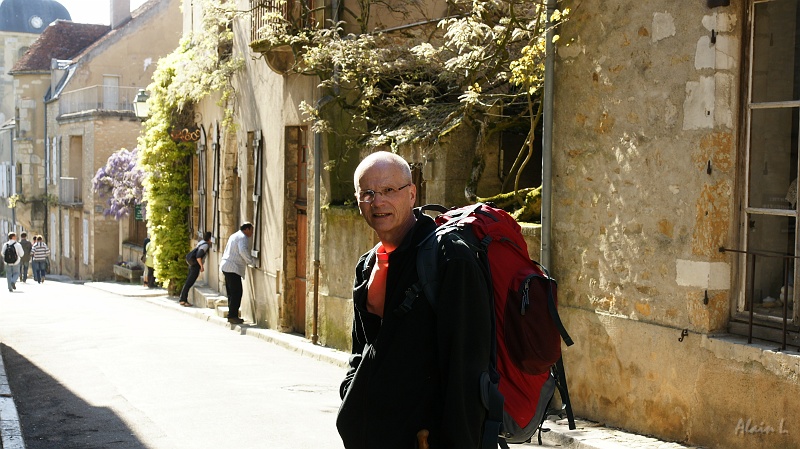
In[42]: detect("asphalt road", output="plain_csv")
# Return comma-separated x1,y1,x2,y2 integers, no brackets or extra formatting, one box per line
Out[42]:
0,279,346,449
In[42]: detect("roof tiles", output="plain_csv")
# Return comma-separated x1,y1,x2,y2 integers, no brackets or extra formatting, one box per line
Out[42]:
10,20,109,73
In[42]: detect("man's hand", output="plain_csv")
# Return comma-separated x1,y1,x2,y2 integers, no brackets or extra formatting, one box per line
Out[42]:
199,265,204,272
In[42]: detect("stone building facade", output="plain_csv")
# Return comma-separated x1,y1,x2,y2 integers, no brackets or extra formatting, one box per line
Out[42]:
0,0,72,239
548,1,800,448
45,0,180,280
17,0,181,280
181,1,800,448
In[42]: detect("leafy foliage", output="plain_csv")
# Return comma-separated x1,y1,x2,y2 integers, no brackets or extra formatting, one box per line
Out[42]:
257,0,568,204
91,147,145,219
138,0,243,293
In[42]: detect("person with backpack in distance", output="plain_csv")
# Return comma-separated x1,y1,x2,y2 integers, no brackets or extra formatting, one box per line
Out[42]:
220,223,255,324
18,232,32,283
179,231,211,307
2,232,25,292
336,152,493,449
31,235,50,284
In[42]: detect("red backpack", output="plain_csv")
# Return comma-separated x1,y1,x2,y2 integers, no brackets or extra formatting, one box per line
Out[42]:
397,203,576,448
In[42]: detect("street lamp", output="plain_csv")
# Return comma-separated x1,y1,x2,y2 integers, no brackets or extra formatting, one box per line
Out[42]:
133,89,150,119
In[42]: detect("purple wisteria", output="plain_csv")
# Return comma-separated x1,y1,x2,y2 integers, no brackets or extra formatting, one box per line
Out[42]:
91,147,146,219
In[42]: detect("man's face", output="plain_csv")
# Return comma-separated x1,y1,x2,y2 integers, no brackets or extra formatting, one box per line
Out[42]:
356,161,416,243
243,228,254,238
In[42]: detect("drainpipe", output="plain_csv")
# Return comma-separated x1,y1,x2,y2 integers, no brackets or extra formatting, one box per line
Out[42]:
312,127,321,345
43,97,49,240
541,0,556,270
10,122,15,230
311,1,339,345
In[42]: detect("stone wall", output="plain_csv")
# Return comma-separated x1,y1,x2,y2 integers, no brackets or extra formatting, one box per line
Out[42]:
549,1,799,447
316,206,375,350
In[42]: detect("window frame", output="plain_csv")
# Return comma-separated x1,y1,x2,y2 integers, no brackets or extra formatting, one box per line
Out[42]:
732,0,800,344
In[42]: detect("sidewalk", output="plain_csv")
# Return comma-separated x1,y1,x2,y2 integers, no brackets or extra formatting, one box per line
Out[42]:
1,277,701,449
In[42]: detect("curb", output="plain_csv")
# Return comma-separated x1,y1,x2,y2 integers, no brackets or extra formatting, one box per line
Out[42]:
0,348,25,449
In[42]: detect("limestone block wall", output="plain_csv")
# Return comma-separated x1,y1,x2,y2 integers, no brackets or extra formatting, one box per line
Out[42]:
549,1,798,447
317,206,375,350
1,32,39,123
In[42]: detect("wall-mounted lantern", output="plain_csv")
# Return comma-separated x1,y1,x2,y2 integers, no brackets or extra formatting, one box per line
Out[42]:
133,89,150,119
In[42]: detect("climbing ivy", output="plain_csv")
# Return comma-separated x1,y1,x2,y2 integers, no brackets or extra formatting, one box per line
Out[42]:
138,0,243,293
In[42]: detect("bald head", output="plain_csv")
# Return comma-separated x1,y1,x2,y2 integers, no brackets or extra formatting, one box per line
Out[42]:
353,151,412,189
353,151,417,251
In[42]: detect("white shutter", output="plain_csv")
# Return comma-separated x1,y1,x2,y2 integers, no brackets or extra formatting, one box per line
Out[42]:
63,213,70,259
11,163,16,196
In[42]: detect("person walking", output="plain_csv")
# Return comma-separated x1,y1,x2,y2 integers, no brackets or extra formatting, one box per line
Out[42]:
220,223,255,324
141,234,150,286
18,232,32,283
179,231,212,307
145,239,156,289
336,152,493,449
2,233,25,292
31,235,50,284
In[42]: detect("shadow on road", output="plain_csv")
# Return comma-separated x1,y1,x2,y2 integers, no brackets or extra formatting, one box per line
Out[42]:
1,344,149,449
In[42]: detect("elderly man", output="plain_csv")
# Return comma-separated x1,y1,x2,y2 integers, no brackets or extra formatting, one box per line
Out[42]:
220,223,255,324
336,151,493,449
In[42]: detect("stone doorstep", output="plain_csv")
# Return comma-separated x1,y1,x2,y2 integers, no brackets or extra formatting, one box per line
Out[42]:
189,285,228,309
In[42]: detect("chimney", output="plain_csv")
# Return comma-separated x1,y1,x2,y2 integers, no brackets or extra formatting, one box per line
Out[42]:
110,0,132,29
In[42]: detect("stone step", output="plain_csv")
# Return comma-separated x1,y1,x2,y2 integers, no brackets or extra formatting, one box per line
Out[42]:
190,285,227,309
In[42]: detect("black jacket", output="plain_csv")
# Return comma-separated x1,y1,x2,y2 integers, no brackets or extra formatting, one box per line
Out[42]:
336,211,493,449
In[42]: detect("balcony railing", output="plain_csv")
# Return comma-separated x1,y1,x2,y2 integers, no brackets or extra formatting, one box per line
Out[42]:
59,177,82,205
250,0,317,46
59,85,141,116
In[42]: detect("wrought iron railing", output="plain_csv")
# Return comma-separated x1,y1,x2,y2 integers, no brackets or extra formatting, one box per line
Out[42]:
250,0,317,44
59,85,141,116
720,247,799,350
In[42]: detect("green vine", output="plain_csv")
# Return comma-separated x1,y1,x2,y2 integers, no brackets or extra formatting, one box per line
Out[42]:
7,193,59,209
138,0,243,293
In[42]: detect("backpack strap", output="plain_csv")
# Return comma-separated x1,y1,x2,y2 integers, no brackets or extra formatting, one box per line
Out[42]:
395,232,438,317
554,356,576,430
536,262,575,347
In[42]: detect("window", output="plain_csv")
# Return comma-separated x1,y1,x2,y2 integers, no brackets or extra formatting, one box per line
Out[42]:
102,75,120,110
735,0,800,344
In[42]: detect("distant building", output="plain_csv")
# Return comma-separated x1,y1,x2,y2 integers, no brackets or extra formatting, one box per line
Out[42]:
0,0,71,34
0,0,72,124
0,0,72,237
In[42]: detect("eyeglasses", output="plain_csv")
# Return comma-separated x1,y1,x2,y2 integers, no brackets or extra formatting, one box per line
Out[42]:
357,183,412,204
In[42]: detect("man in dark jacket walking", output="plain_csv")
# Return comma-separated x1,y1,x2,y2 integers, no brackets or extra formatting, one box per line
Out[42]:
18,232,32,283
336,151,493,449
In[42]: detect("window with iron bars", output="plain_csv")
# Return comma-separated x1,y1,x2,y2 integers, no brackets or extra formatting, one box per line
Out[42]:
730,0,800,350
